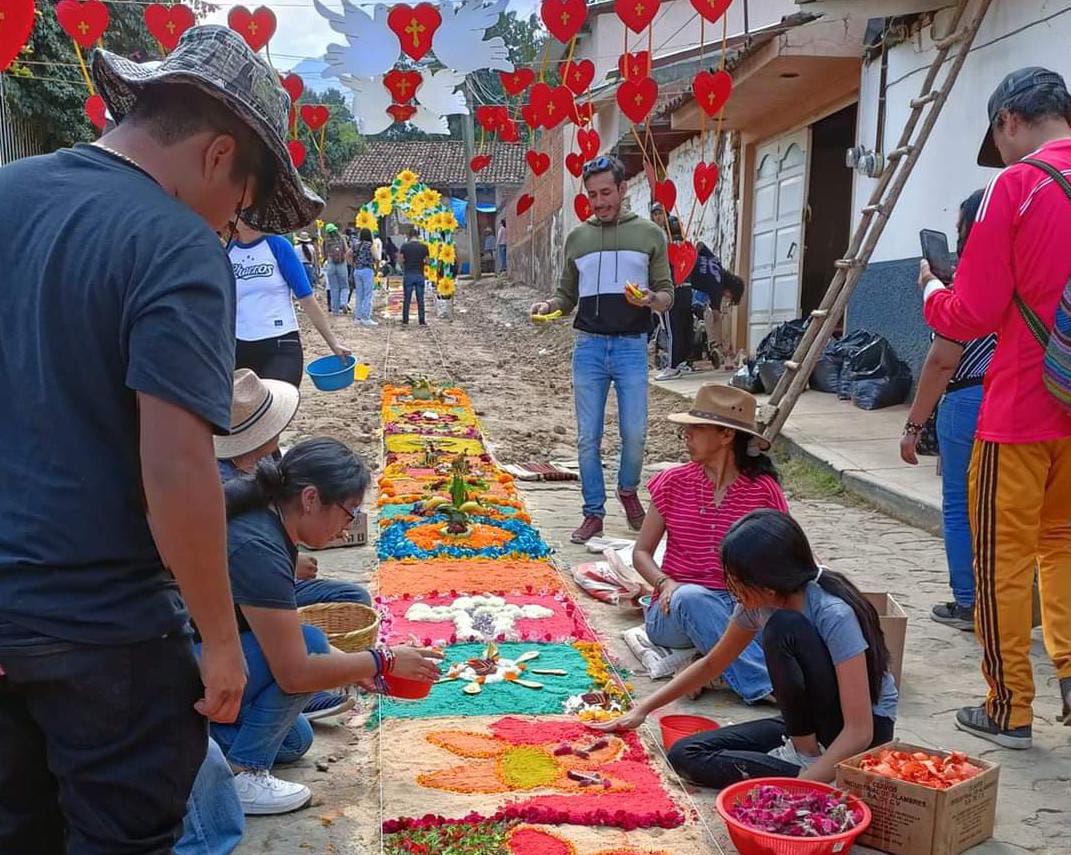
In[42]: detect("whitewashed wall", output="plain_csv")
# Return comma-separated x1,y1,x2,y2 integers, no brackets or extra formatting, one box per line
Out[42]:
854,0,1071,262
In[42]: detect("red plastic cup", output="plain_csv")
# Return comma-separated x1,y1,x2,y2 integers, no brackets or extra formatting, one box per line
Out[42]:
659,714,719,749
383,673,433,699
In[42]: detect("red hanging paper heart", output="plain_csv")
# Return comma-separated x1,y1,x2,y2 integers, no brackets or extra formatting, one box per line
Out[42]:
520,102,542,130
568,99,593,127
542,84,573,129
144,3,194,52
281,72,305,105
690,0,732,25
56,0,110,49
470,154,492,173
614,0,659,34
499,68,534,97
693,161,718,204
526,150,550,177
84,93,106,130
383,69,423,104
616,76,658,124
654,179,676,213
574,193,593,220
516,194,534,216
0,0,35,72
475,104,508,133
300,104,329,131
288,139,307,168
386,103,417,123
693,69,732,118
499,119,520,142
565,152,584,177
618,50,651,81
387,3,441,61
540,0,586,44
577,128,600,160
227,5,276,52
562,58,595,96
668,240,698,285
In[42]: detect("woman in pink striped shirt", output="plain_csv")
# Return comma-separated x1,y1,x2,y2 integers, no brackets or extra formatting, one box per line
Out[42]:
633,385,787,703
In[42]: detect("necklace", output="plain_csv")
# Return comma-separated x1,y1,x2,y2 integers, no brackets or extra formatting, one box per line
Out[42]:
93,142,149,174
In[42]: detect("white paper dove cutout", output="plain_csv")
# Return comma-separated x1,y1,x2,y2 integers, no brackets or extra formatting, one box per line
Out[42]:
316,0,400,80
341,75,394,135
409,106,450,135
415,68,469,116
432,0,513,75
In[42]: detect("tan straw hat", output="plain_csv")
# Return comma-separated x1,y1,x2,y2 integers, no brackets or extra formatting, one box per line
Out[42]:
214,369,300,460
667,384,770,449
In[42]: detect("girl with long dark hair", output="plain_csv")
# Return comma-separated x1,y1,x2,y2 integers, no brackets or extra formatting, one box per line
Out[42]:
352,226,379,327
597,510,898,787
204,438,441,815
631,385,787,704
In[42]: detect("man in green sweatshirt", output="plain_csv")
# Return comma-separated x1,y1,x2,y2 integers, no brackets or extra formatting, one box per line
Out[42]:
531,156,673,543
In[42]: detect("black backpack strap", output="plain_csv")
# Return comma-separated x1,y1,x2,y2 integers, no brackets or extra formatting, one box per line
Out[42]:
1022,157,1071,202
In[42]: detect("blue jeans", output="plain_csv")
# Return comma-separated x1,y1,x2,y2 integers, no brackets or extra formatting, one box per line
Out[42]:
176,738,244,855
203,625,329,771
937,384,983,607
325,262,348,315
402,272,425,324
572,331,649,518
645,585,772,704
353,267,374,321
295,577,371,607
497,245,507,271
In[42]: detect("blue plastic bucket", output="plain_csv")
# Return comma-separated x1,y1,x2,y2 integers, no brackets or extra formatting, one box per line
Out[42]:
306,354,357,392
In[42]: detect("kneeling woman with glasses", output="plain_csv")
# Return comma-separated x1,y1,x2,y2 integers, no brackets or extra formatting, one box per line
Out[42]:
202,438,442,815
595,510,898,786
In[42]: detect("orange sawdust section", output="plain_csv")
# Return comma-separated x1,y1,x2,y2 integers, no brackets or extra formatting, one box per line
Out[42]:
405,521,515,551
375,559,566,597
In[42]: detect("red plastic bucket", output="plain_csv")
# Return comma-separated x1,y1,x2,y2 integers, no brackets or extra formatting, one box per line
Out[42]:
659,714,719,749
383,673,433,699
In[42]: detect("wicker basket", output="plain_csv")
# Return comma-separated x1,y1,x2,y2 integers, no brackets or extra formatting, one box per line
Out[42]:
298,602,381,652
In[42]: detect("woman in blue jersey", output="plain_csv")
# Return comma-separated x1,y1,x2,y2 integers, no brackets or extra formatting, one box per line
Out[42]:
230,219,350,386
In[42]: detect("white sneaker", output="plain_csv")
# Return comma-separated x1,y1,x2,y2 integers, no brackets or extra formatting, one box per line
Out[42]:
679,363,695,374
767,736,821,770
655,367,682,381
366,318,379,326
233,770,312,816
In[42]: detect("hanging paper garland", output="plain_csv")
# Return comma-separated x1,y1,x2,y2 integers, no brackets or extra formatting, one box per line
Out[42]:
227,5,276,52
564,152,584,178
0,0,35,73
614,0,660,34
653,179,676,212
282,72,305,104
616,76,657,124
56,0,109,49
618,51,651,81
693,161,718,204
384,68,424,104
540,0,586,44
499,68,534,97
300,104,330,131
561,58,595,96
387,3,442,61
144,3,194,53
692,69,732,118
525,150,550,177
576,128,600,160
287,139,307,168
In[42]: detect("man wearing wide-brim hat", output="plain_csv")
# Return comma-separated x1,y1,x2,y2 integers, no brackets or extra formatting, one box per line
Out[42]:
0,25,322,852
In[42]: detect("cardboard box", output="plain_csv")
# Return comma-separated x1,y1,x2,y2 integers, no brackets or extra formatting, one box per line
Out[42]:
864,592,907,688
836,741,999,855
315,511,368,549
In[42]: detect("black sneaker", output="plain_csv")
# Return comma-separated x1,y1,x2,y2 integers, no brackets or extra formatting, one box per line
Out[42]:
931,601,974,632
954,705,1032,750
1061,676,1070,726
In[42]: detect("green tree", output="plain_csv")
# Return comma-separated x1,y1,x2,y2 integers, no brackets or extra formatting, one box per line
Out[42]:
4,2,215,152
293,87,362,197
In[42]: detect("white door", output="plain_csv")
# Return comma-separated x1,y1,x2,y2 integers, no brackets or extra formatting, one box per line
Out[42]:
748,129,809,354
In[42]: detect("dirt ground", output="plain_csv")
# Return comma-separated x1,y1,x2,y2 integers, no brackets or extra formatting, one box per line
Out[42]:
285,274,688,467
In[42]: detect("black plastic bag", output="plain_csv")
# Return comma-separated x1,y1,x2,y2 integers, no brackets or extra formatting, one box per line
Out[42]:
730,360,764,394
810,338,842,393
851,359,913,410
757,359,787,394
756,318,809,361
848,337,899,382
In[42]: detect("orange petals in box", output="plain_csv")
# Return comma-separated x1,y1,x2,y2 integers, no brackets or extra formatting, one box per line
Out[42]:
376,559,566,597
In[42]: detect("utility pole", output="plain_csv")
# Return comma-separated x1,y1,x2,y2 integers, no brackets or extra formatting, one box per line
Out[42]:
461,77,482,282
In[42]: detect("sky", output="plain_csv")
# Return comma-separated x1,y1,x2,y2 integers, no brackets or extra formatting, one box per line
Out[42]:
205,0,540,73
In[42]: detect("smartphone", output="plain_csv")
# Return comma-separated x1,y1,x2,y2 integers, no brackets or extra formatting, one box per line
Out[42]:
919,229,954,284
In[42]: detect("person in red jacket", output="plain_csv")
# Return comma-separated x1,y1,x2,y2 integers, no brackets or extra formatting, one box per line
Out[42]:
919,67,1071,750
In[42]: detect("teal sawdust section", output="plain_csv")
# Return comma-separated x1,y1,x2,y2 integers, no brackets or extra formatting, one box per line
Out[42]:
379,643,590,721
379,501,524,522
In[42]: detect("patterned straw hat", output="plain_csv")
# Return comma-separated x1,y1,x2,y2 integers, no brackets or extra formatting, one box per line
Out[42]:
90,25,323,234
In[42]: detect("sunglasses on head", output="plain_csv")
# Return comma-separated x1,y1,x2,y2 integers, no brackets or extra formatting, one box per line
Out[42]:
581,155,614,177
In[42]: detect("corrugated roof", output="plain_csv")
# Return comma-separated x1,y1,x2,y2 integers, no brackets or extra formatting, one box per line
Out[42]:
332,140,526,188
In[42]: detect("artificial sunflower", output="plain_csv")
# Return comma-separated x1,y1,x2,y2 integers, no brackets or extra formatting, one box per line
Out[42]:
374,186,392,207
397,168,419,188
439,244,456,265
355,209,378,231
440,212,459,232
427,241,441,261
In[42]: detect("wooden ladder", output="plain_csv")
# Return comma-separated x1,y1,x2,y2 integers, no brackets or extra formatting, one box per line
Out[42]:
758,0,995,442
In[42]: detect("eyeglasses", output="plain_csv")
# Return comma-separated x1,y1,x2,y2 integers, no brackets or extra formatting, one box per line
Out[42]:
336,503,361,522
581,155,614,177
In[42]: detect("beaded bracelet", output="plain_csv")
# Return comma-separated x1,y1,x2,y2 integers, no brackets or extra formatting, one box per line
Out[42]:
369,649,389,694
903,421,925,436
382,646,396,674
